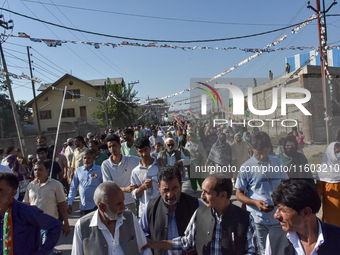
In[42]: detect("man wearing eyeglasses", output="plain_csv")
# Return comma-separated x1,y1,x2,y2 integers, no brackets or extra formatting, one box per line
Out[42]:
158,138,190,178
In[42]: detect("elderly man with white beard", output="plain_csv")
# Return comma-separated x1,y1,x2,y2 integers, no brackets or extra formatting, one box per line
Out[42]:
71,181,152,255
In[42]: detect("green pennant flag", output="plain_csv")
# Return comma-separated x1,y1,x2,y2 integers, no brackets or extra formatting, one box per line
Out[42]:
244,109,250,117
229,98,233,107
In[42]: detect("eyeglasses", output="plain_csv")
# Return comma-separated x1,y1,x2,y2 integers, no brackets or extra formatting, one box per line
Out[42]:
167,144,174,147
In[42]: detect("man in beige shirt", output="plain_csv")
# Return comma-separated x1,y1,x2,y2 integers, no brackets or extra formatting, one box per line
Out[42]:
71,136,87,180
24,159,70,236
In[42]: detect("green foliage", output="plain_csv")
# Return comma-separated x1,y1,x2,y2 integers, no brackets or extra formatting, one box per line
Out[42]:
16,100,32,121
92,78,139,127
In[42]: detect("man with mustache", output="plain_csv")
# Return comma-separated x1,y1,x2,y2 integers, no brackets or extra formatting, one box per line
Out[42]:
266,179,340,255
71,181,152,255
143,174,260,255
139,166,202,255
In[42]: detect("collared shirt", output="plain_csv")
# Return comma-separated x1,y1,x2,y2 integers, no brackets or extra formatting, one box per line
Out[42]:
172,208,260,255
23,177,65,219
131,159,160,217
72,210,152,255
71,146,86,170
158,150,191,166
135,130,144,138
94,152,109,166
265,220,324,255
121,142,139,157
0,199,62,255
68,164,103,210
101,155,140,205
235,155,288,224
65,145,76,168
140,199,204,255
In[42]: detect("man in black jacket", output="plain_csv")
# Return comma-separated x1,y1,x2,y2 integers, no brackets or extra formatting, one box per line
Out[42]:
142,174,260,255
266,179,340,255
140,166,202,255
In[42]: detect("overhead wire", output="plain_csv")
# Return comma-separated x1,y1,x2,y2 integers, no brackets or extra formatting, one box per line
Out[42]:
21,0,289,27
18,1,109,78
2,7,336,43
30,47,68,73
46,0,138,81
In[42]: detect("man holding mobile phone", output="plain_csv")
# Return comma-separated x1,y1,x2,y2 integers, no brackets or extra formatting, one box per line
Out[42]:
235,132,288,255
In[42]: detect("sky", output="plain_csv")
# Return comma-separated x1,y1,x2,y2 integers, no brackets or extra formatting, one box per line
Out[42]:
2,0,340,112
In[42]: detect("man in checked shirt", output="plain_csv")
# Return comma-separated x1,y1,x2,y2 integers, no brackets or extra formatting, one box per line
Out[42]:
142,173,260,255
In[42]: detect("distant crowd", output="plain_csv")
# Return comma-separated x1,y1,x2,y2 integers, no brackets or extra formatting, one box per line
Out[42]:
1,118,340,255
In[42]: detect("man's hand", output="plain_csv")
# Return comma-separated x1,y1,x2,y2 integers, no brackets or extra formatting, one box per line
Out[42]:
174,160,183,166
123,184,138,193
254,200,274,212
143,179,152,189
142,238,158,251
62,223,71,236
158,158,166,167
67,205,72,214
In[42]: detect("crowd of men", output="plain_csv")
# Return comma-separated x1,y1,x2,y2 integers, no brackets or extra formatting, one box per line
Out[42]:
1,119,340,255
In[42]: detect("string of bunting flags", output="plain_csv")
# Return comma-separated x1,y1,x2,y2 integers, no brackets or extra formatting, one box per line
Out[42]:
3,33,320,53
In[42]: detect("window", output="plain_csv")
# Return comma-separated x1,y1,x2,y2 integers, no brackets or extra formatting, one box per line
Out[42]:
65,89,80,99
39,110,52,119
47,127,57,131
62,108,75,118
43,97,48,101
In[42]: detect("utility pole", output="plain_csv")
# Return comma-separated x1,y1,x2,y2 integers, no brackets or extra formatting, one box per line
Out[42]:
103,81,109,129
0,43,26,157
27,46,41,135
308,0,337,144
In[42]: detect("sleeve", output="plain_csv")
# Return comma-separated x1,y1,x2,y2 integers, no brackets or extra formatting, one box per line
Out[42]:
245,214,261,255
172,210,197,252
71,152,76,169
264,235,271,255
101,161,112,182
180,152,191,166
68,169,80,205
22,184,30,203
235,167,248,191
71,219,84,255
139,203,150,236
132,213,153,255
27,207,62,255
131,169,142,200
55,181,66,203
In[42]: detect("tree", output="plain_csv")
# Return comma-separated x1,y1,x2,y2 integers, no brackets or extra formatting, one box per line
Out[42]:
0,77,15,137
92,78,139,127
16,100,32,121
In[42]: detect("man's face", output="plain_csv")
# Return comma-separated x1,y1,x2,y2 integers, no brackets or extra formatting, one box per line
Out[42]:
236,135,242,143
34,163,49,180
83,153,94,166
75,138,80,147
166,141,175,152
123,133,132,142
36,138,46,146
37,150,47,160
158,178,182,206
107,141,121,156
154,143,162,151
252,147,270,162
152,132,157,138
106,189,126,219
89,143,98,153
274,204,303,232
137,146,151,160
201,178,222,209
0,180,16,208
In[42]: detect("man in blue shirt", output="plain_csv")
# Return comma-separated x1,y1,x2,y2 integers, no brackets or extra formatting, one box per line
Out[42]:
68,149,103,215
235,131,288,255
0,172,62,255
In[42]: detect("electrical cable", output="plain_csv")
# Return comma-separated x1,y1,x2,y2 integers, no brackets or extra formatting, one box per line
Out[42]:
21,0,289,27
30,48,69,73
2,7,338,43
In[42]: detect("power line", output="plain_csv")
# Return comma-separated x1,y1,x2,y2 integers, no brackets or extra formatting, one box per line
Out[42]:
30,47,68,73
2,7,338,43
44,0,137,80
21,0,289,27
18,1,109,77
